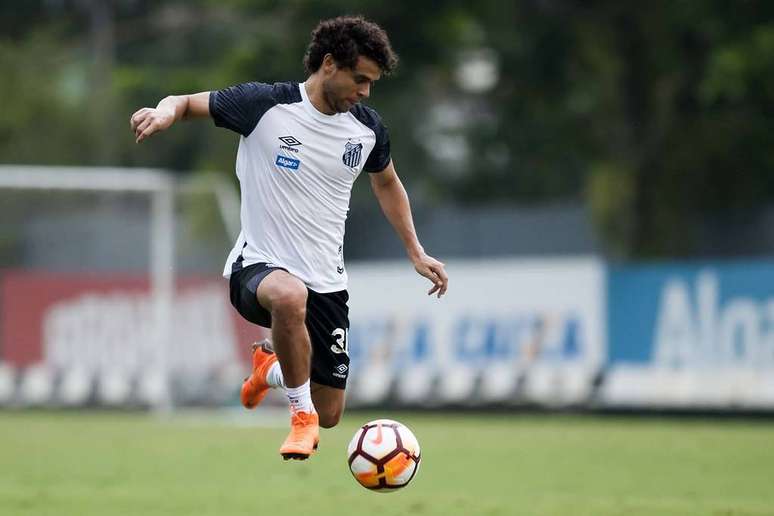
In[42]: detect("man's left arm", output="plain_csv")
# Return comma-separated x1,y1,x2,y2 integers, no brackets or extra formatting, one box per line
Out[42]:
369,160,449,298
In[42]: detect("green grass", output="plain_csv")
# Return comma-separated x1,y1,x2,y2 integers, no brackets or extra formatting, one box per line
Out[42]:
1,410,774,516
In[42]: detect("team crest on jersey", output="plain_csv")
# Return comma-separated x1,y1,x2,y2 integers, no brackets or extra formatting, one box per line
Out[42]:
342,140,363,168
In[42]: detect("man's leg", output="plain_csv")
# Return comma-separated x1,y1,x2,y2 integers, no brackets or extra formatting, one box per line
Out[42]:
242,347,346,426
311,382,345,428
255,270,310,390
254,270,319,460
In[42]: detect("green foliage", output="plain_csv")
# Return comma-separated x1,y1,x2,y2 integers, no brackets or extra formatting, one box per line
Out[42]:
2,1,774,257
0,28,91,164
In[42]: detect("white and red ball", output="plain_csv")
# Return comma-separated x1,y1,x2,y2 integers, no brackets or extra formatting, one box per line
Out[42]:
347,419,421,492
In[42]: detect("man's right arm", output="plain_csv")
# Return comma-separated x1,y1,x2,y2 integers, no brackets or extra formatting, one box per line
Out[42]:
130,92,210,143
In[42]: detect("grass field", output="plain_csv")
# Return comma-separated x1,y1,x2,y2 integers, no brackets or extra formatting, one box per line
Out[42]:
1,410,773,516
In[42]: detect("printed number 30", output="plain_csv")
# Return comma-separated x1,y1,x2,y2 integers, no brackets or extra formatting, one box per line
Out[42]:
331,328,348,354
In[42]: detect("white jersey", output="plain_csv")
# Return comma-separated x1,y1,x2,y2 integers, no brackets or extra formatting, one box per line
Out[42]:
210,81,391,292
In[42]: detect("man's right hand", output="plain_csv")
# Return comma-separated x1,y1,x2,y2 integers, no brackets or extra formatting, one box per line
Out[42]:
130,92,210,143
130,106,176,143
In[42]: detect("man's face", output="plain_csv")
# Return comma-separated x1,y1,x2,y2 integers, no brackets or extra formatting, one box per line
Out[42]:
321,55,381,113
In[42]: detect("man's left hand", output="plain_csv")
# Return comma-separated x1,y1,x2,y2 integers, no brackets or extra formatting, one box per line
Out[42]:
413,254,448,298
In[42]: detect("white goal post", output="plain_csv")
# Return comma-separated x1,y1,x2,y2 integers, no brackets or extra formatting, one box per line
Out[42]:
0,165,241,409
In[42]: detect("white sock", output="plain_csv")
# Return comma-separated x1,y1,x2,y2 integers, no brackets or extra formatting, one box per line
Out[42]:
285,379,315,414
265,361,285,388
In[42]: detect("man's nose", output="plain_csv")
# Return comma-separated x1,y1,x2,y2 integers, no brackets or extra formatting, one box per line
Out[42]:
358,83,371,99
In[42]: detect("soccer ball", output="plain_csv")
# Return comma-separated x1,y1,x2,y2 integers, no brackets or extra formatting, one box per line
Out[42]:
347,419,421,492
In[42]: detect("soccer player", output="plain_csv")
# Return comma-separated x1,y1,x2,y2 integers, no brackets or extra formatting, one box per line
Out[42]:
130,15,448,460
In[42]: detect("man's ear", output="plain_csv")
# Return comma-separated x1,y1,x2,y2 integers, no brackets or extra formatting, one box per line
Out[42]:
321,54,338,75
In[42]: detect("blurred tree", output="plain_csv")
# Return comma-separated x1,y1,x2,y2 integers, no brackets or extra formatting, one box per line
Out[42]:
575,1,774,256
2,0,774,258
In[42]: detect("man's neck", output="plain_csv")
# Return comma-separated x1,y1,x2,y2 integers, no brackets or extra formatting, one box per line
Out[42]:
304,75,335,115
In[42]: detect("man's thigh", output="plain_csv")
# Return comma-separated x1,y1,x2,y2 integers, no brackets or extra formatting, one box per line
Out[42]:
228,262,288,327
255,269,307,312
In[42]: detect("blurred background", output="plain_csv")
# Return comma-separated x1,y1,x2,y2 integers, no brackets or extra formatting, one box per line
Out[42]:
2,2,774,515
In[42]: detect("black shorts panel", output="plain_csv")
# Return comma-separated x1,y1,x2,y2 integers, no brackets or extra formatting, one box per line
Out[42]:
229,262,286,328
229,262,350,389
305,289,350,389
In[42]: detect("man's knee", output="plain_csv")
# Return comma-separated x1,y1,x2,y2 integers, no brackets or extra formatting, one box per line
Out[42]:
259,273,308,321
271,288,307,321
318,406,343,428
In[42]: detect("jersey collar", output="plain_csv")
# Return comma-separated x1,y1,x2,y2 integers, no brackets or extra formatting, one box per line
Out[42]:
299,81,345,123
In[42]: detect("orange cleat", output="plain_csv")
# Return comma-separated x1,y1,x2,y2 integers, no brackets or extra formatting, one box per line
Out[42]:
279,411,320,460
240,339,278,409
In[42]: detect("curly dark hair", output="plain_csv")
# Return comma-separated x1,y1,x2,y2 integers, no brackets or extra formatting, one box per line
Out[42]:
303,16,398,75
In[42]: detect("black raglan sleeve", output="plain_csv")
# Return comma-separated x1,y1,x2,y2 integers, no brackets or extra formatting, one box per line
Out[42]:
352,105,392,172
209,82,277,137
364,118,391,173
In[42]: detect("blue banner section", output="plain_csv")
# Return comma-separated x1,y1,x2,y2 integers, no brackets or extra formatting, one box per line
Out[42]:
349,314,583,371
608,260,774,368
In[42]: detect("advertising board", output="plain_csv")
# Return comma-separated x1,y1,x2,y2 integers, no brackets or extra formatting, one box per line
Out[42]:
346,258,605,406
603,262,774,408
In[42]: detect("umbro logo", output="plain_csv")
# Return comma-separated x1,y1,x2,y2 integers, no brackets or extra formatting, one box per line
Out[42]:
278,136,302,146
333,364,348,379
278,136,302,154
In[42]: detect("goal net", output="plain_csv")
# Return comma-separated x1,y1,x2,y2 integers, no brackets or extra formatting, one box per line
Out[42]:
0,165,261,409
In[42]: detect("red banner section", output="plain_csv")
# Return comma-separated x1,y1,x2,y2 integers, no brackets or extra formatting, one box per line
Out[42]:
0,270,264,369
